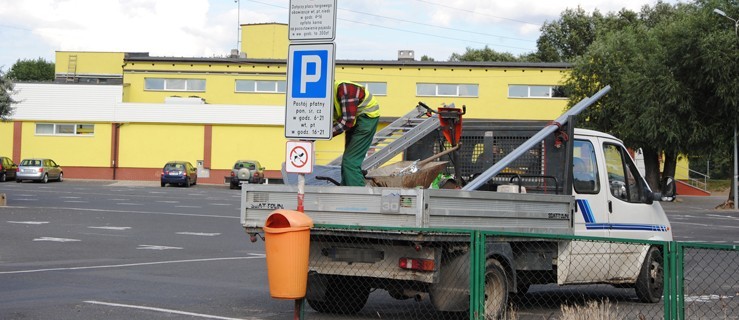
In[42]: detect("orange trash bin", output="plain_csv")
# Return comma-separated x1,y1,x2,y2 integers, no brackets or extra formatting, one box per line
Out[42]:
263,209,314,299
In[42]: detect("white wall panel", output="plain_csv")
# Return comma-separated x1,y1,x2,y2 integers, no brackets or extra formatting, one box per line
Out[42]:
11,83,286,125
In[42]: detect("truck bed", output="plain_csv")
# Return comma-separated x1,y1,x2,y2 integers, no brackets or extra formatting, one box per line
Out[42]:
241,185,574,234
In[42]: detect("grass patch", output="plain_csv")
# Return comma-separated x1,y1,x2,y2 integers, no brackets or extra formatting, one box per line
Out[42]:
707,179,731,193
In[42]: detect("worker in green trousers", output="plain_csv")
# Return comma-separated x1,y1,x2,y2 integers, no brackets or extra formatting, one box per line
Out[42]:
332,81,380,186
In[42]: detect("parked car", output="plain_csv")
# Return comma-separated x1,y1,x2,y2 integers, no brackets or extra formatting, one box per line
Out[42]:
16,158,63,183
0,156,18,182
229,160,265,189
161,161,197,187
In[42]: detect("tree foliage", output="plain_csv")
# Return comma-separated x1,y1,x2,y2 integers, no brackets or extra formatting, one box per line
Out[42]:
449,45,523,62
565,1,739,194
0,68,17,121
7,58,55,82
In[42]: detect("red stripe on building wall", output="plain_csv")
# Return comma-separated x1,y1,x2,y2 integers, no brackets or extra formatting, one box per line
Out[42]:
12,122,22,163
203,125,212,169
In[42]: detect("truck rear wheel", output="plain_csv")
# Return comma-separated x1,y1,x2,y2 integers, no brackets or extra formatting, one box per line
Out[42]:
306,274,369,314
635,246,663,303
484,259,509,319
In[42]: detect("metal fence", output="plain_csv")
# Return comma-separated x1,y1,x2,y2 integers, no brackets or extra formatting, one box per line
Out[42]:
297,226,738,320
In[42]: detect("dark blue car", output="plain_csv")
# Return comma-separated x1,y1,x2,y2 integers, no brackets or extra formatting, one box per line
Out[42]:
161,161,197,187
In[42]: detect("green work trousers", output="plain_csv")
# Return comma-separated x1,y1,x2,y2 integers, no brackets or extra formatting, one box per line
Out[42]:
341,115,379,186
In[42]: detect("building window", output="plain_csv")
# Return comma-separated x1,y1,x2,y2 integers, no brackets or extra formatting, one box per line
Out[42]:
416,83,478,97
145,78,206,92
235,80,286,93
35,123,95,136
353,82,387,96
508,85,567,98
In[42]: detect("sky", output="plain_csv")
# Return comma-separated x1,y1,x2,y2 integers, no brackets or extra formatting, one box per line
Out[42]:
0,0,680,70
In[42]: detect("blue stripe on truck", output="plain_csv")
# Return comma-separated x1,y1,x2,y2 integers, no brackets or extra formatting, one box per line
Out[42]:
576,199,668,232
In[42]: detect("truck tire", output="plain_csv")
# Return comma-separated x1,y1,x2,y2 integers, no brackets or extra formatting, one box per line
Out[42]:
635,246,664,303
484,259,509,319
306,274,369,314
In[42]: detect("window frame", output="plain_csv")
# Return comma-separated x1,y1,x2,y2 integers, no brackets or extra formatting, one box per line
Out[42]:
508,85,567,99
234,79,287,94
353,81,388,96
35,123,95,136
144,78,206,92
416,83,479,97
572,139,600,194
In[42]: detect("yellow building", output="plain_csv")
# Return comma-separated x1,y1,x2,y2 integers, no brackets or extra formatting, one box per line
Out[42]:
8,23,688,185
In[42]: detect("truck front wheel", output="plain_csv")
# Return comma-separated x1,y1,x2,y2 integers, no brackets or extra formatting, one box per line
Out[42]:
484,259,509,319
306,273,369,314
635,246,664,303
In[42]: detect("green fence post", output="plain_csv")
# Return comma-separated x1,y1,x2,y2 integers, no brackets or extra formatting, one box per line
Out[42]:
663,241,673,320
469,231,484,320
675,242,684,320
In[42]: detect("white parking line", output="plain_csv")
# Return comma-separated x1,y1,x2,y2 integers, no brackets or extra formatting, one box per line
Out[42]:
84,300,255,320
64,200,88,203
157,200,178,203
116,203,142,206
209,203,232,206
33,237,80,242
60,196,81,199
5,205,238,219
137,245,182,250
684,294,732,303
88,226,131,231
175,205,202,208
176,232,221,236
0,255,264,275
8,221,49,225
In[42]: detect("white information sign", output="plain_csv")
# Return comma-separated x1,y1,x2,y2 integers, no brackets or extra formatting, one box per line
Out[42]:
285,43,335,140
285,140,314,174
288,0,337,41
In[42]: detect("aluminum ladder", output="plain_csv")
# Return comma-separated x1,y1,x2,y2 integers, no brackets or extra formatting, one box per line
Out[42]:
328,104,440,171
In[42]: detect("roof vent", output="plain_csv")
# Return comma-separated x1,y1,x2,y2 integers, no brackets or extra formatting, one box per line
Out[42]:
398,50,415,61
230,49,240,58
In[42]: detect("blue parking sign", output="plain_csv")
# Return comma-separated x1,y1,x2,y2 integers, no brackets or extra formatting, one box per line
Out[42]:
285,43,335,140
291,50,328,98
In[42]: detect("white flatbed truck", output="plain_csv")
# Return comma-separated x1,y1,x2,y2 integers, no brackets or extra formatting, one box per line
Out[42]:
240,88,676,317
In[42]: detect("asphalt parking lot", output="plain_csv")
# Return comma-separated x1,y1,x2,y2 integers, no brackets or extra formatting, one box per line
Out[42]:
0,180,737,319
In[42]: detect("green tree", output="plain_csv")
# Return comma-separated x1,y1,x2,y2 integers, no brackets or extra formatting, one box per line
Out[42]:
449,46,521,62
0,68,17,120
536,7,605,62
420,55,435,62
565,1,739,199
7,58,55,82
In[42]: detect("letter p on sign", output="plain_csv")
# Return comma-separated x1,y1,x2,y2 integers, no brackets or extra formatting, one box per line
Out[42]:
291,50,328,98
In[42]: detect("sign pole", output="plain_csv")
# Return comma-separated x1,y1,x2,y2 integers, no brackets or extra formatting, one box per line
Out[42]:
287,1,337,318
297,173,305,212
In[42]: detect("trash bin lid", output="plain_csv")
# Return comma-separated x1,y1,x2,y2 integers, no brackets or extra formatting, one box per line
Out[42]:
265,209,314,229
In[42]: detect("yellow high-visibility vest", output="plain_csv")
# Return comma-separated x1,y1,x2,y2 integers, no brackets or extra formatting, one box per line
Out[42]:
333,81,380,124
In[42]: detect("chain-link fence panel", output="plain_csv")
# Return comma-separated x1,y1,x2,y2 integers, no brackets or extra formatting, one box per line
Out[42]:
679,243,739,320
303,227,475,319
300,227,673,320
476,233,668,320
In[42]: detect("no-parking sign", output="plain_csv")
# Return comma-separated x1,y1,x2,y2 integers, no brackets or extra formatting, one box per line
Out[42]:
285,140,314,174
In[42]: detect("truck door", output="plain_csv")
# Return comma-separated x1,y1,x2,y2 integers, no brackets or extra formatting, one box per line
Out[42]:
560,138,611,283
600,141,666,280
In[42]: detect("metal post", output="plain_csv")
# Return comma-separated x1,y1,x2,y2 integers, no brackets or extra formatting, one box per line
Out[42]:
734,126,737,210
235,0,241,51
296,172,306,319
